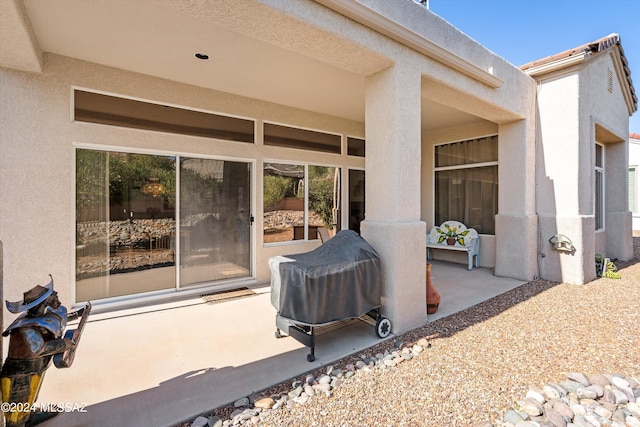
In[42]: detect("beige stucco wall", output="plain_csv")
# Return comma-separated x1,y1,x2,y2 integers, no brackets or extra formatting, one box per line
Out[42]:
536,71,584,283
582,54,633,262
0,54,366,320
535,51,632,284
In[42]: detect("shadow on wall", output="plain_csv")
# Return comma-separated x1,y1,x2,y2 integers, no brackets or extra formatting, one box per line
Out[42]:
535,105,572,284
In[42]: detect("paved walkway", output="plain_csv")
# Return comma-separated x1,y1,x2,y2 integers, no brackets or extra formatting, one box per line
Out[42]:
34,261,524,427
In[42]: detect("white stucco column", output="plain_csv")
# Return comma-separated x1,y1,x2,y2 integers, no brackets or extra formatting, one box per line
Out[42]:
361,63,427,334
495,119,538,281
605,139,633,261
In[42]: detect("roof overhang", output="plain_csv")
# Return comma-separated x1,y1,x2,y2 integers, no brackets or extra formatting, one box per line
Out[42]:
0,0,504,130
609,48,638,115
521,33,637,115
0,0,42,72
314,0,504,88
520,53,587,77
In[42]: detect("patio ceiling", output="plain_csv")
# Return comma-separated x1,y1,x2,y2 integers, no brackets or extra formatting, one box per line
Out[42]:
2,0,485,131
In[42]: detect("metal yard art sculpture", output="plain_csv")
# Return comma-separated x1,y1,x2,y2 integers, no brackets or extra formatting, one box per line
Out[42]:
0,276,91,427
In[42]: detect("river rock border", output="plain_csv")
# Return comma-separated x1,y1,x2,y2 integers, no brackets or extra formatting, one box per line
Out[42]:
187,334,639,427
499,372,640,427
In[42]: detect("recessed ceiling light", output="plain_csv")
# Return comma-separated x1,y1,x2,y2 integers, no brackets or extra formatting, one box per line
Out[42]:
195,53,209,60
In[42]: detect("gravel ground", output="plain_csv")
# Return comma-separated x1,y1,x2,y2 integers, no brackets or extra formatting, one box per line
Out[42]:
183,236,640,426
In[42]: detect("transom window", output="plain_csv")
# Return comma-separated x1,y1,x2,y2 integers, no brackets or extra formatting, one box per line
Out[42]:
74,89,255,143
347,137,365,157
434,135,498,235
263,123,341,154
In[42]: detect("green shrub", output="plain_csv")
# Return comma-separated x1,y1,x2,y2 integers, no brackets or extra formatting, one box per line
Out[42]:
264,175,294,209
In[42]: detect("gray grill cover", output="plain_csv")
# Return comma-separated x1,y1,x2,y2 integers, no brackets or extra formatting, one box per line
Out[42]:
270,230,381,325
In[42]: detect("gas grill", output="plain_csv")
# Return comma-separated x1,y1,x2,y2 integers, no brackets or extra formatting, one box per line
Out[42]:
269,230,391,362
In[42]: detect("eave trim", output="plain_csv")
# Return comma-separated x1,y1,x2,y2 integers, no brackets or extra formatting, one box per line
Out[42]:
521,53,587,77
314,0,504,88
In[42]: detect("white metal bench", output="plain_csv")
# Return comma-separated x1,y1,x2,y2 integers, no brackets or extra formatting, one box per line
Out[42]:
426,221,479,270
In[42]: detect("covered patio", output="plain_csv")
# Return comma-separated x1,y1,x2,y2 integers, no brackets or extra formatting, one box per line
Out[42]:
36,262,524,427
1,0,536,342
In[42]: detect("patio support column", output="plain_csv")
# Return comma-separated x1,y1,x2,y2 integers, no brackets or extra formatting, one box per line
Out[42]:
495,119,538,281
361,63,428,334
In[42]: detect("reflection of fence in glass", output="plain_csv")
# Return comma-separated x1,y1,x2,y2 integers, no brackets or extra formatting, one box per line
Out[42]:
263,163,305,243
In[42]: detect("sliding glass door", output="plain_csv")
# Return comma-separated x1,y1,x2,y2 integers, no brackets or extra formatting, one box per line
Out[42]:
179,158,251,287
75,148,252,302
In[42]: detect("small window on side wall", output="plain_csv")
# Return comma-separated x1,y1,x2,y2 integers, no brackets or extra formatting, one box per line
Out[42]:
595,143,605,231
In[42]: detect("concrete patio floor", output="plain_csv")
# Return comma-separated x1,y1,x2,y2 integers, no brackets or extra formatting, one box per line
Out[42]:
35,261,525,427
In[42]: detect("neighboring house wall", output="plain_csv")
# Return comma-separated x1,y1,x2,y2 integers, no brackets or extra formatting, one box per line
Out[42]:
630,135,640,230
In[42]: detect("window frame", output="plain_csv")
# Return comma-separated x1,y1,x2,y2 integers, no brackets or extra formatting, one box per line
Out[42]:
347,136,366,157
72,87,256,143
263,121,343,154
262,159,342,246
595,142,605,231
433,135,498,235
347,167,366,234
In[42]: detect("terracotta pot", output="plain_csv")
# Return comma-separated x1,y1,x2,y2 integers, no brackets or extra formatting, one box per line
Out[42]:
446,237,456,245
426,263,441,314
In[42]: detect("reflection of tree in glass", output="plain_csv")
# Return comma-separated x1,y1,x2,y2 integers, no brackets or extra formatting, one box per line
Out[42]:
76,150,108,218
309,166,336,229
180,168,222,214
108,153,176,205
76,150,176,222
263,175,297,210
